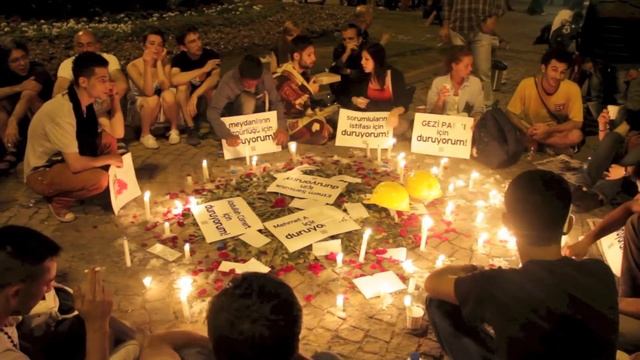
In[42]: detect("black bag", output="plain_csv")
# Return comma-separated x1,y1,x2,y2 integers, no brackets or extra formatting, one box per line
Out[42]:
472,108,525,168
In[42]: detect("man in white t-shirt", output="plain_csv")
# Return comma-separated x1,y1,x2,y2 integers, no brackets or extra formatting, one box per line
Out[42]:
52,29,128,100
0,225,114,360
24,52,123,222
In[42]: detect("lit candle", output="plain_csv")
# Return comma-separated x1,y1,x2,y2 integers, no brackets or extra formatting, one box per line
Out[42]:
468,170,479,190
336,252,344,268
435,254,446,268
475,210,485,227
202,160,210,182
365,141,371,159
380,284,392,309
430,166,440,178
172,200,184,216
163,221,171,237
498,227,518,251
439,157,449,174
387,138,396,159
188,196,197,210
407,277,416,293
184,243,191,261
376,144,382,163
288,141,297,162
396,152,406,175
358,228,372,263
420,215,434,251
244,144,250,166
143,190,151,221
336,294,345,311
404,294,412,308
177,276,193,322
123,237,131,268
142,276,152,289
404,294,413,328
445,201,454,221
488,189,501,206
251,155,258,172
186,175,194,193
447,181,455,195
399,159,406,183
477,232,489,253
401,259,416,274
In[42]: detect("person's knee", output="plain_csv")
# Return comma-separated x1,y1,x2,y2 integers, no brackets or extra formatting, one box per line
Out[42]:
567,129,584,146
161,90,176,106
142,96,161,115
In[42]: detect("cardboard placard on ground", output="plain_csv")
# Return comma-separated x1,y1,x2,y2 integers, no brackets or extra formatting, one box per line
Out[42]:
353,271,407,299
411,113,473,159
192,197,263,243
267,172,347,204
335,109,393,149
221,111,281,160
109,152,142,215
589,218,623,277
264,206,360,253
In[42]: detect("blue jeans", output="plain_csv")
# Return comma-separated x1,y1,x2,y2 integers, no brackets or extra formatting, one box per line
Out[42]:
585,131,640,203
427,299,495,360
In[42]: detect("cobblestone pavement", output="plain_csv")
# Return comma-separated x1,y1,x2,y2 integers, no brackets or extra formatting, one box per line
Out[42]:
0,2,607,359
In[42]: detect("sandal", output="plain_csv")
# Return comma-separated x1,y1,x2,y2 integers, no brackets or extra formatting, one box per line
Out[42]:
0,151,18,176
48,204,77,223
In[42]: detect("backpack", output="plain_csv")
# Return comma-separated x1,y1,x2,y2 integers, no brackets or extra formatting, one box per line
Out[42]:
472,108,525,168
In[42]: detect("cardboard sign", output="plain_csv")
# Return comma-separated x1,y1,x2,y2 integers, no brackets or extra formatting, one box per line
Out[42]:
352,271,406,299
221,111,281,160
192,197,263,243
264,206,360,253
589,218,624,277
267,172,347,204
411,113,473,159
218,258,271,274
335,109,393,149
109,152,142,215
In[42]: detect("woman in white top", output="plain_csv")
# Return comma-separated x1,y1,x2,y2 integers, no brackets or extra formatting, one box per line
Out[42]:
127,29,180,149
426,46,485,124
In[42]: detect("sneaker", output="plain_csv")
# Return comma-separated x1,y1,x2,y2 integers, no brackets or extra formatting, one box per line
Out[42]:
140,134,159,149
48,204,76,223
571,187,604,213
186,127,201,146
168,129,181,145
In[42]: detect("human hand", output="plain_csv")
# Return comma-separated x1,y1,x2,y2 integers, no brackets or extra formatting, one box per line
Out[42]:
309,77,320,94
273,128,289,146
225,135,241,147
142,49,156,65
628,69,639,81
109,81,121,103
352,96,369,109
597,110,610,129
158,48,167,63
20,77,40,93
562,236,593,259
438,26,450,42
203,59,221,73
437,84,451,102
528,123,549,140
75,267,113,327
187,95,199,118
4,120,19,148
106,154,123,167
605,164,626,180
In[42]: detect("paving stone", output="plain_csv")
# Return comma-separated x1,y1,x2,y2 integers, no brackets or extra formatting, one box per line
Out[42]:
328,338,361,358
337,325,366,342
368,324,395,342
361,336,388,354
319,315,344,331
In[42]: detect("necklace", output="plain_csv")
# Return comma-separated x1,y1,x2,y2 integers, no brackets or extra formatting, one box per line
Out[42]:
0,327,18,350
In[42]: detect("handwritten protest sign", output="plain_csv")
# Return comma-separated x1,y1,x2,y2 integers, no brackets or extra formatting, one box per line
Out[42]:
267,172,347,204
411,113,473,159
589,219,623,277
221,111,281,160
264,206,360,253
335,109,393,148
109,152,141,215
192,197,263,243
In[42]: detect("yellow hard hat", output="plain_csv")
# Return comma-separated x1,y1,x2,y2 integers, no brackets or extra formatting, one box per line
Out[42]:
405,170,442,202
364,181,411,211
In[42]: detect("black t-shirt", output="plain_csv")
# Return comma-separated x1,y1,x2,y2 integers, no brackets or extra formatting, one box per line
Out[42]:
0,61,53,104
171,48,220,72
455,257,618,360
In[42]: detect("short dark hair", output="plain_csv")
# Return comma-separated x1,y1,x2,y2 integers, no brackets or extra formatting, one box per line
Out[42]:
142,29,166,45
176,26,199,46
238,55,263,80
505,170,571,244
341,23,362,37
0,225,61,289
0,38,29,69
207,273,302,360
72,52,109,86
289,35,313,59
444,45,473,73
540,47,574,67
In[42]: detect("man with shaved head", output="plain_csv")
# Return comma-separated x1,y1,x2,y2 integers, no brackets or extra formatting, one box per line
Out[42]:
52,29,127,99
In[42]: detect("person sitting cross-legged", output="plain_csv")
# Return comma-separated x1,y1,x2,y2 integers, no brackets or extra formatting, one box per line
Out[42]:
127,29,181,149
425,169,619,360
24,52,124,222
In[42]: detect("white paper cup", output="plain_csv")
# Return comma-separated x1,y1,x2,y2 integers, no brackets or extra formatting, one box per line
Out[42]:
405,304,425,329
607,105,621,120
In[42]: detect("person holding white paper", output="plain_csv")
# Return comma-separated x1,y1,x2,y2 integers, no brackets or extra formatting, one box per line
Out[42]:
425,170,618,360
426,46,484,123
24,52,124,222
348,43,412,137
